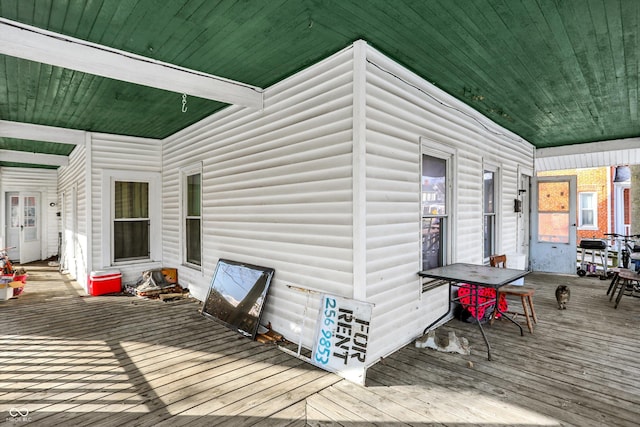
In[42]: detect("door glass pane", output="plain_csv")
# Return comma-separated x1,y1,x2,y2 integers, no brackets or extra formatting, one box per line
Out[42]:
538,182,569,212
537,181,570,243
10,196,19,228
538,213,569,243
23,196,37,241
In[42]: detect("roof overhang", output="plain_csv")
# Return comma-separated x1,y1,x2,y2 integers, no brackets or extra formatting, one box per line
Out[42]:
535,137,640,171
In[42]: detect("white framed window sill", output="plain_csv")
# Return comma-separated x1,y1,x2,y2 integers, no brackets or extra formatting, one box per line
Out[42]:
182,262,202,272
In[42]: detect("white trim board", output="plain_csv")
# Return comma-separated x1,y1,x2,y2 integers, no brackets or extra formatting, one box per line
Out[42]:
0,149,69,167
536,137,640,171
0,120,86,146
0,18,263,109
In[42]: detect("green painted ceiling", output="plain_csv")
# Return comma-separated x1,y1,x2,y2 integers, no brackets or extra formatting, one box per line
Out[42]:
1,0,639,168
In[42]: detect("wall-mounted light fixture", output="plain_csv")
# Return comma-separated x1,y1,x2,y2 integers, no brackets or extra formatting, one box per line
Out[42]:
514,199,522,212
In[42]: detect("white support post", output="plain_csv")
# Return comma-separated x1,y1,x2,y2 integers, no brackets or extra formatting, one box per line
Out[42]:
352,40,368,301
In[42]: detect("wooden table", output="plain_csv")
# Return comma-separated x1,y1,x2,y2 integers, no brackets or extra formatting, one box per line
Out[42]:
419,263,530,360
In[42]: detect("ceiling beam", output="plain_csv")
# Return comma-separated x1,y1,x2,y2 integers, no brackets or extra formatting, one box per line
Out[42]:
0,18,263,109
0,149,69,167
0,120,86,145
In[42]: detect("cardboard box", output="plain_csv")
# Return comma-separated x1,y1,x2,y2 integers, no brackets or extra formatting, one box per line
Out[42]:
88,270,122,296
0,283,13,300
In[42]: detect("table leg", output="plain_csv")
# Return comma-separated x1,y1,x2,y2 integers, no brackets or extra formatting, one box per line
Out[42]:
476,318,492,361
614,278,637,309
609,275,623,302
607,271,619,295
491,290,524,336
472,284,492,361
495,309,524,336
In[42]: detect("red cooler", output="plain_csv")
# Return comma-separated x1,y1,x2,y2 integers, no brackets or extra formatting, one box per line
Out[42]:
88,270,122,296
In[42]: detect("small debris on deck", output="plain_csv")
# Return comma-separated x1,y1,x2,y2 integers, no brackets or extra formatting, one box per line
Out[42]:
125,268,189,301
415,330,471,355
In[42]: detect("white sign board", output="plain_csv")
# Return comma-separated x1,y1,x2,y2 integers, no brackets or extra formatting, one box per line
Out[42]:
311,294,373,384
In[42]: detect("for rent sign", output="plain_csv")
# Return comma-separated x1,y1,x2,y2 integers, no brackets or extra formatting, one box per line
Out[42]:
311,294,373,384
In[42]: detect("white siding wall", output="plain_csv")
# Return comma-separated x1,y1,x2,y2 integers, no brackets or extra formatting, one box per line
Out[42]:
363,46,535,362
161,40,535,369
163,46,356,349
57,145,88,286
0,167,58,260
90,133,162,283
17,39,536,376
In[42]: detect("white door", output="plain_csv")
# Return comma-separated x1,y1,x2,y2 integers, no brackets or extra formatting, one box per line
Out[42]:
530,175,577,273
19,193,42,264
4,193,20,260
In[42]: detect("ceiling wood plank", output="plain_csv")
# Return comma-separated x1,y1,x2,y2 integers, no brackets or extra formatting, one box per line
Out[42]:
0,120,86,145
0,149,69,166
0,17,263,109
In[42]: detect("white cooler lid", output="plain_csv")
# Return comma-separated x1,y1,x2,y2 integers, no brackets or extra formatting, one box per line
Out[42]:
90,269,121,277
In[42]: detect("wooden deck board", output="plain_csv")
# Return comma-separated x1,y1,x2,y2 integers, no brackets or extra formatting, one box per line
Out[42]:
249,400,307,427
2,264,640,426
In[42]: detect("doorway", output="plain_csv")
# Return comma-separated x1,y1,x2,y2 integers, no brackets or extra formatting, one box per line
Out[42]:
4,192,42,263
530,175,577,273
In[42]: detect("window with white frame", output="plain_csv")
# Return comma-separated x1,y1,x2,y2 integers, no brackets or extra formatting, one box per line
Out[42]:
578,192,597,228
114,181,149,262
421,150,452,271
483,166,499,262
183,165,202,267
102,170,160,266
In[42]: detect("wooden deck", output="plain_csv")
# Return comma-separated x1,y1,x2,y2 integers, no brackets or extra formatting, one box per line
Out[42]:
1,263,639,426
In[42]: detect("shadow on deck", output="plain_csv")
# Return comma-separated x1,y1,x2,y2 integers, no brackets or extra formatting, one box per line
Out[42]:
1,263,639,426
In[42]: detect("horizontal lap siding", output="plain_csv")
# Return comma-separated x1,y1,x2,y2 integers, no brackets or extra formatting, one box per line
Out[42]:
501,166,519,252
90,134,162,282
57,145,87,285
364,46,535,363
162,48,355,349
